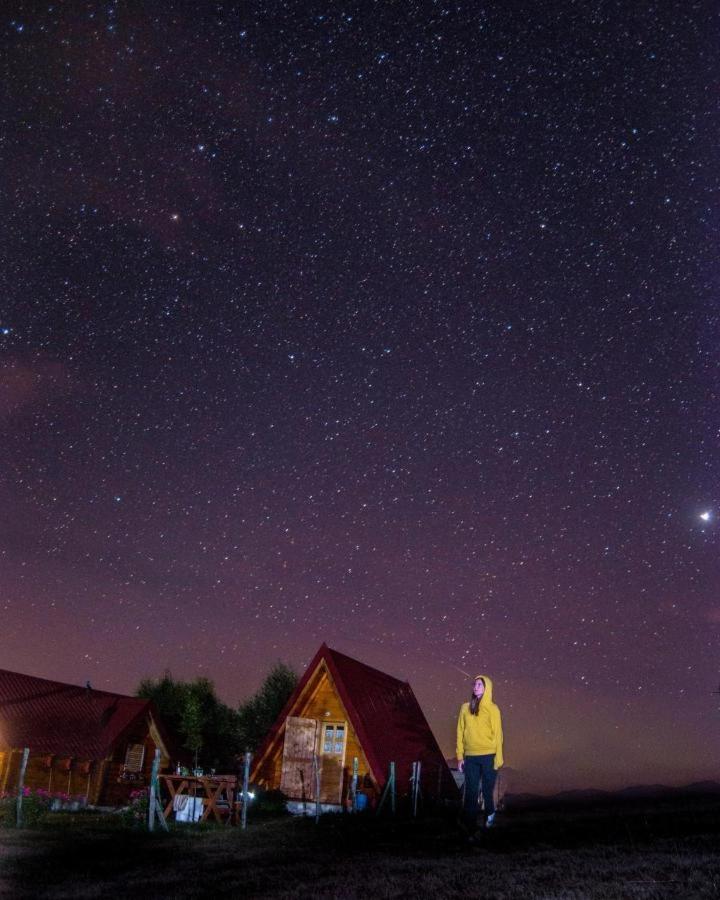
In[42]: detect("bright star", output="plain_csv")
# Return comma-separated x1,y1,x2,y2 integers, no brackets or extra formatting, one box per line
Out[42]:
700,511,711,522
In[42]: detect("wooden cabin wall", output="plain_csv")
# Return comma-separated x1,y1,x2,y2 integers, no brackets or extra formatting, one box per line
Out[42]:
98,727,161,807
0,750,15,794
0,721,167,808
0,749,103,802
254,738,284,789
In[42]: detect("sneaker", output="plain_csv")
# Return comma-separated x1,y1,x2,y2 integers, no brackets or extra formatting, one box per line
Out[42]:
486,813,496,828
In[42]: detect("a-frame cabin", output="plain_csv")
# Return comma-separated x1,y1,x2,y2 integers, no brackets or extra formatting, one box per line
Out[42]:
251,644,456,811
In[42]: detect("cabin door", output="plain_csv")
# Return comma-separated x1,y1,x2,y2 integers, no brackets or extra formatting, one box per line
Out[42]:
280,717,318,800
319,721,347,804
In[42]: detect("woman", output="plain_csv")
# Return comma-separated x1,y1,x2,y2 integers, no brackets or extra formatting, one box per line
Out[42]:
456,674,504,838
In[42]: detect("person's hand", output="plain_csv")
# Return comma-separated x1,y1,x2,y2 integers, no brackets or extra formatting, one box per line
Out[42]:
458,759,464,773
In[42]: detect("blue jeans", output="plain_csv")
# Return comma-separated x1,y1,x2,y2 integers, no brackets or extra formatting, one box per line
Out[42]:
462,754,496,832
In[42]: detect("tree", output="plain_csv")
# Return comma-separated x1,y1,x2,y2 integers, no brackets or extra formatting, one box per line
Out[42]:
136,672,240,771
237,663,298,753
181,691,204,770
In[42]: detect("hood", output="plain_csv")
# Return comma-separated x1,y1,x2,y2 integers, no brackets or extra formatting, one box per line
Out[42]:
473,674,494,707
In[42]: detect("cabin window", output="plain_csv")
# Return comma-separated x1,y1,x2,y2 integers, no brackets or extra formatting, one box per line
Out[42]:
322,724,345,756
123,742,145,773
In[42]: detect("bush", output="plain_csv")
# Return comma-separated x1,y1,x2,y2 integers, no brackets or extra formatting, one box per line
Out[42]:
0,791,15,826
251,787,289,817
0,788,86,827
118,788,149,828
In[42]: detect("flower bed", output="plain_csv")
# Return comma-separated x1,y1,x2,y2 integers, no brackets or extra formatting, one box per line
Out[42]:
0,788,88,826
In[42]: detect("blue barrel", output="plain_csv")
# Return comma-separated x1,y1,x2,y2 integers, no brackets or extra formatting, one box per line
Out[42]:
355,792,368,811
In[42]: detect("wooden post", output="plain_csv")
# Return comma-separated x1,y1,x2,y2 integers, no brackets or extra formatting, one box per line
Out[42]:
148,754,157,832
15,748,30,827
350,756,358,812
241,751,251,830
313,754,321,823
411,762,417,816
148,748,169,832
376,761,396,815
412,761,422,817
390,761,396,814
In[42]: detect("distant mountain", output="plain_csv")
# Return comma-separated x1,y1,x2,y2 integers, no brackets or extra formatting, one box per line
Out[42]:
679,781,720,795
445,757,720,807
552,788,611,801
616,784,673,798
617,781,720,799
505,780,720,810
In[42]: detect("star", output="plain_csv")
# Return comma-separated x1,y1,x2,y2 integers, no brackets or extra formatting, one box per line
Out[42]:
699,511,711,522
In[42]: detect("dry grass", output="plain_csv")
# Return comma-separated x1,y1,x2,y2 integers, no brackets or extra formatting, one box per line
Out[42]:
1,796,719,899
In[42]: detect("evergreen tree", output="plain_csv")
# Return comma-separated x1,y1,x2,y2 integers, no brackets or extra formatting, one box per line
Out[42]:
237,663,297,752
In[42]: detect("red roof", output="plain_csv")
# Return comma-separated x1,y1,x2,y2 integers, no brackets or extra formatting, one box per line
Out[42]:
0,668,161,759
254,644,456,797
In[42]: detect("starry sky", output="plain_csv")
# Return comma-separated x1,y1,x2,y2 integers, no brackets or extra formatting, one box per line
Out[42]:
2,0,718,794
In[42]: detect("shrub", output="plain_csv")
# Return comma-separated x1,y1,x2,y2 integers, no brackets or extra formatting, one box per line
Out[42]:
0,788,85,827
0,791,15,826
251,787,289,817
118,788,149,828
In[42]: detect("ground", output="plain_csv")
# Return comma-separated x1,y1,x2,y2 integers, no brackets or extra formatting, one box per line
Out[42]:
1,796,719,899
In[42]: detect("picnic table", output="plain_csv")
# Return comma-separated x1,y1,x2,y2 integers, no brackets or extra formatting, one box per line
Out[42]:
160,774,240,825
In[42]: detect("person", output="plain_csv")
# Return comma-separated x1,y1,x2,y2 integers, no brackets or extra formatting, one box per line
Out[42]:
456,674,504,839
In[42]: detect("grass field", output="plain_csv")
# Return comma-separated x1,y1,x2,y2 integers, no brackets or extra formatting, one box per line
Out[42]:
1,795,719,899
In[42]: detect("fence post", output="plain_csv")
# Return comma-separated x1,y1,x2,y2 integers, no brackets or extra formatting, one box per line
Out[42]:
15,748,30,827
241,751,251,830
412,761,422,817
148,748,169,832
350,756,358,812
376,761,396,815
390,761,396,814
313,755,321,823
410,761,416,814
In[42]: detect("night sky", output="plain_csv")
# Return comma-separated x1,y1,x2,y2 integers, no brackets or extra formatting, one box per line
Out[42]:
2,1,718,794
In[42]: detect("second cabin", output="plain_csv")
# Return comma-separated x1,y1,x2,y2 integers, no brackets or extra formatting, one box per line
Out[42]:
251,644,456,812
0,668,174,807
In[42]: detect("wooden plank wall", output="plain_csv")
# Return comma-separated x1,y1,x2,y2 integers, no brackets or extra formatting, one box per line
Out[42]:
0,749,105,802
98,727,164,806
0,720,168,807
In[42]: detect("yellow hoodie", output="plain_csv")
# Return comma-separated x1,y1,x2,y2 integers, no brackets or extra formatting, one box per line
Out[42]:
456,674,504,770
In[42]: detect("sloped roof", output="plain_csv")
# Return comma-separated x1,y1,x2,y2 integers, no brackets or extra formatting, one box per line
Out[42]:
254,644,454,791
0,668,163,759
